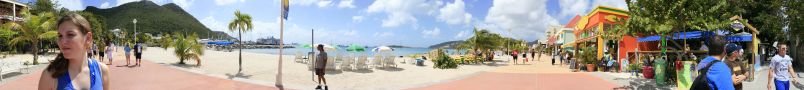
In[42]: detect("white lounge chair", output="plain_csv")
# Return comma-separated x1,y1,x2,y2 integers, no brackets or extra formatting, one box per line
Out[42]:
372,55,383,68
326,56,337,70
385,56,397,68
307,54,316,69
356,54,369,69
339,55,353,70
294,51,303,63
335,53,343,62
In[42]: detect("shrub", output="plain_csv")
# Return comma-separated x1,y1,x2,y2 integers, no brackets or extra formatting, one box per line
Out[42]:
433,48,458,69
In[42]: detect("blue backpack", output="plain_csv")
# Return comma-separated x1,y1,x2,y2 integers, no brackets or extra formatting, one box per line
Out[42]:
690,60,721,90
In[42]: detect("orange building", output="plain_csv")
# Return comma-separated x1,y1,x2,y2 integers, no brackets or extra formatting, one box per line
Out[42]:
569,6,637,64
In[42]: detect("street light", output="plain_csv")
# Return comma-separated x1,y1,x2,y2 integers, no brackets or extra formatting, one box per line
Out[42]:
133,19,138,43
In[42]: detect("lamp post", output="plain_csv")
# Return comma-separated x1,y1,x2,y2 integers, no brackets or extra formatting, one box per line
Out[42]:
133,19,138,43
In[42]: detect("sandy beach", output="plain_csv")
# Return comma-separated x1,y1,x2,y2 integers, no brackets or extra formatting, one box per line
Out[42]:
141,47,500,90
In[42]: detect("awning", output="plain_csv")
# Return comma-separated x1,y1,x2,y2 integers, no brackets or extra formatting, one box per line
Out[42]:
637,31,751,42
637,36,661,42
207,41,235,46
637,31,715,42
575,35,599,43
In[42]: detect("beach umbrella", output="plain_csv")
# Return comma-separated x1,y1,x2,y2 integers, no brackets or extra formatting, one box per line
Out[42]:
300,44,314,48
304,44,337,51
346,44,366,52
372,46,394,52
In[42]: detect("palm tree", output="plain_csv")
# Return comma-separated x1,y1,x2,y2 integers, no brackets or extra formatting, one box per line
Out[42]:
159,33,173,50
4,11,58,65
459,28,501,62
227,10,253,72
172,33,204,65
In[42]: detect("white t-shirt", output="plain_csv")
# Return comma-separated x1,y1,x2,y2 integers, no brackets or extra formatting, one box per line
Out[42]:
770,54,793,81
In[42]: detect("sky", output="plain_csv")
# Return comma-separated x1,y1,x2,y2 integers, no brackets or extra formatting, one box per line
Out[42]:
20,0,627,47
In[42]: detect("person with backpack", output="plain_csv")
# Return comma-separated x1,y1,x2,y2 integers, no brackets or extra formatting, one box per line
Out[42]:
691,36,734,90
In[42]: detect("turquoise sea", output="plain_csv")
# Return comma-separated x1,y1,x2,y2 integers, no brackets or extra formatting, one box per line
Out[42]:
242,47,437,56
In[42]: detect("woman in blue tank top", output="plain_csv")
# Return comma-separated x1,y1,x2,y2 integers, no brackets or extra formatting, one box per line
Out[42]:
39,13,110,90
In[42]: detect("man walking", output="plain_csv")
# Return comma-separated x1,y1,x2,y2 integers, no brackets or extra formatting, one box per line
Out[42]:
768,43,798,90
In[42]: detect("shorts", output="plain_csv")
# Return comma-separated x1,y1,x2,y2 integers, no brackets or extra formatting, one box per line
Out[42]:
315,68,325,76
99,51,105,57
135,53,142,59
775,80,789,90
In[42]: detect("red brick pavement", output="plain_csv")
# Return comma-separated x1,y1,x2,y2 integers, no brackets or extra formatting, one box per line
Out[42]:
0,59,278,90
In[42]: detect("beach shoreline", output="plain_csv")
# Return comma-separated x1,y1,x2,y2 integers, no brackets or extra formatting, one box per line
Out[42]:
142,47,498,90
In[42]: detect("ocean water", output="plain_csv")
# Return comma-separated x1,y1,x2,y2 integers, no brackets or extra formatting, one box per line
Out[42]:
241,47,435,56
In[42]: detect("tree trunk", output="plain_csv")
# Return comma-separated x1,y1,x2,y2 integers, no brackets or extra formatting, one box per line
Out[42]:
32,41,39,65
238,29,243,72
179,57,186,64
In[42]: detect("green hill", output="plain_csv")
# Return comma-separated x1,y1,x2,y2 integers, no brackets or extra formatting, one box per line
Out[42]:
428,40,465,49
84,0,232,39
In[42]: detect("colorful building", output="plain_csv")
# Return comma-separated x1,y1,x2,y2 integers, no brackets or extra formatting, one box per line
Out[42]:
569,6,636,63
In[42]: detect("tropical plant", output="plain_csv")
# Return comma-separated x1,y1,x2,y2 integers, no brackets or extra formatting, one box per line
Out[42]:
579,43,597,64
433,48,458,69
159,33,173,50
4,11,58,65
171,33,204,65
227,10,253,72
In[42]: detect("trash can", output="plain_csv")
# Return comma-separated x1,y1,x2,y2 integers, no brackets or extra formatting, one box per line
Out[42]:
654,58,666,85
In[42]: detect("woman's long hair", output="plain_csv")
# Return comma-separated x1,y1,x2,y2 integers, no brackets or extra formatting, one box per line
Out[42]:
45,12,92,78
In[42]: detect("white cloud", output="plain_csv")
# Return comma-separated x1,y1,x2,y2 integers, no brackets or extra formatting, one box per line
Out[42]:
422,27,441,37
279,0,318,6
559,0,590,18
172,0,195,9
592,0,628,10
373,32,394,37
214,0,246,6
200,16,228,32
55,0,83,10
317,0,333,8
116,0,140,6
438,0,472,25
559,0,628,18
100,2,112,8
454,30,470,39
343,30,358,36
337,0,356,9
366,0,442,27
352,16,364,23
483,0,558,40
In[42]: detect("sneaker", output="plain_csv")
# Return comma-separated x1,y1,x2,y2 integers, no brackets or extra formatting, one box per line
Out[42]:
325,86,328,90
315,85,321,90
